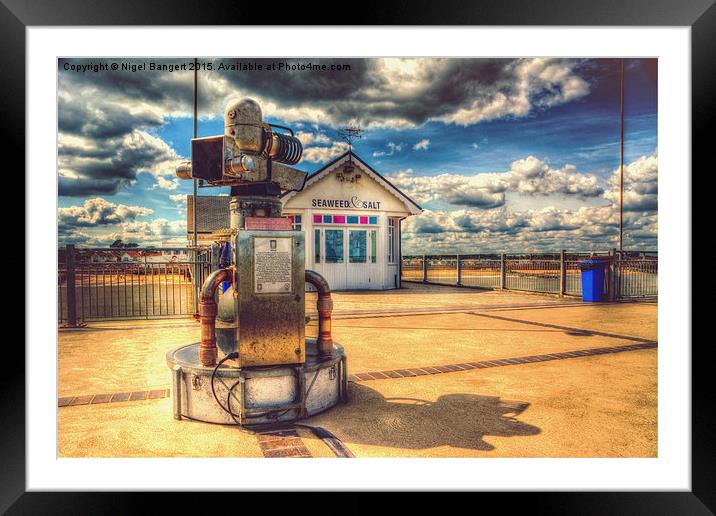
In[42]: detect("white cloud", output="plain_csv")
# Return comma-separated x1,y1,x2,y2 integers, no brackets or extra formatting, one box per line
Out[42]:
413,138,430,151
58,197,153,228
373,142,403,157
603,151,658,212
295,131,352,164
433,59,590,126
60,217,188,247
387,156,603,209
301,141,349,163
154,176,181,190
57,57,595,196
389,169,505,208
169,193,188,216
121,218,186,240
496,156,604,197
58,229,123,247
58,129,186,195
296,131,331,146
401,204,655,254
58,197,176,246
394,152,657,253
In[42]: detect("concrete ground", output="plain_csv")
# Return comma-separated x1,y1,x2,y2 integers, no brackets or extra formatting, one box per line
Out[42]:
58,282,657,458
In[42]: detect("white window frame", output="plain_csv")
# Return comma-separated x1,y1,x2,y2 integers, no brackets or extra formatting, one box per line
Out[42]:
314,228,321,264
388,217,395,264
286,213,302,232
324,228,345,264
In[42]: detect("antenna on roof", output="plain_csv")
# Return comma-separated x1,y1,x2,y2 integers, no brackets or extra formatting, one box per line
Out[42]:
338,125,363,156
337,124,363,182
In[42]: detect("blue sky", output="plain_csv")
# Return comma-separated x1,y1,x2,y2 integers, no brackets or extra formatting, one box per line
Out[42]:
57,58,657,252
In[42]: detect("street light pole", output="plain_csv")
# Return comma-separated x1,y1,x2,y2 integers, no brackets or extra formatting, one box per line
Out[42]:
193,57,198,249
192,58,199,316
618,58,625,252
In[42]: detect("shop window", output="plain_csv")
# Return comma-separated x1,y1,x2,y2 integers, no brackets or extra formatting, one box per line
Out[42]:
312,214,378,225
314,229,321,263
287,214,302,231
325,229,344,263
370,230,377,263
349,230,367,263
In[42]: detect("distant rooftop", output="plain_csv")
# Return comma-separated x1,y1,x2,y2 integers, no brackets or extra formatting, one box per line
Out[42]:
186,195,231,239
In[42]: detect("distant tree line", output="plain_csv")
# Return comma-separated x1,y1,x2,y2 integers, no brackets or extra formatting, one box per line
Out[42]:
109,239,139,248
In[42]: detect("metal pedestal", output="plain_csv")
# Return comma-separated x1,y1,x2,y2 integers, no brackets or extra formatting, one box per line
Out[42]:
167,338,347,426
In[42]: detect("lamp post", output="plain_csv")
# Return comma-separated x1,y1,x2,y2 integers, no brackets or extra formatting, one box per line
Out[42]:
192,58,199,315
618,58,625,252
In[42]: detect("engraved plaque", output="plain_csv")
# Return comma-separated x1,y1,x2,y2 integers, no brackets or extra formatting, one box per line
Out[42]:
237,230,305,366
253,236,292,294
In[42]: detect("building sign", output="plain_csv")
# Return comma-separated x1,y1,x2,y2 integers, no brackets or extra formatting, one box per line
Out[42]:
253,237,292,294
312,196,381,210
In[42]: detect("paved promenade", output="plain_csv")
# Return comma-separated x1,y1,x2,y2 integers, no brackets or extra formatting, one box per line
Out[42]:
58,283,657,458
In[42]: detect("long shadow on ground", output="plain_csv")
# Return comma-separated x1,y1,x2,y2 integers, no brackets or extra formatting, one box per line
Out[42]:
312,383,540,452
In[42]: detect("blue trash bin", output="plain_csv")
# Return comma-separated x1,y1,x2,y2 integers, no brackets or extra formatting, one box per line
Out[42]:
580,260,607,302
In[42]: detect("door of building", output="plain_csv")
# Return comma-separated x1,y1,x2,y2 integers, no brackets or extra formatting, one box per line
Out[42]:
321,228,347,290
314,225,380,290
367,228,382,288
346,229,370,289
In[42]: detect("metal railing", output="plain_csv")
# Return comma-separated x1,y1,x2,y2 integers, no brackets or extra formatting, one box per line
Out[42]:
58,245,214,325
505,258,561,293
57,246,657,325
401,256,425,283
459,257,502,289
402,250,657,300
615,251,658,299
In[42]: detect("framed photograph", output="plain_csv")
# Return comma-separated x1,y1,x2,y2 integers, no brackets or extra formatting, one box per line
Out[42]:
12,0,708,512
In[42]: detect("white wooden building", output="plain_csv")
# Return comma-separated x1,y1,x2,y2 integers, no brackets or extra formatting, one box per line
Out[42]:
281,151,422,290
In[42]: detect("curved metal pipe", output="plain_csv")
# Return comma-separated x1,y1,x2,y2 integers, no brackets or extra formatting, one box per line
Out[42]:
199,268,233,366
305,270,334,357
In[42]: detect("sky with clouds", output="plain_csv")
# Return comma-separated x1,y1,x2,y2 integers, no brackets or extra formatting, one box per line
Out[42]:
57,57,657,253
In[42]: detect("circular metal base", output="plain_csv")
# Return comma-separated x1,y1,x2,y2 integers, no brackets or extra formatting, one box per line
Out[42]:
166,339,347,426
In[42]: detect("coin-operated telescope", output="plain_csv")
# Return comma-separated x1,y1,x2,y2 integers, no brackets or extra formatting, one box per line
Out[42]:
167,98,347,427
176,98,307,192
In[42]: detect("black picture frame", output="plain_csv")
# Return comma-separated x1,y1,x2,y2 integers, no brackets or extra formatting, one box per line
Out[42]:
9,0,707,512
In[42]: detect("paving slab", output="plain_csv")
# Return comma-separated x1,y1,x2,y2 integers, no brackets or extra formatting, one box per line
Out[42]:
58,398,264,458
328,307,654,374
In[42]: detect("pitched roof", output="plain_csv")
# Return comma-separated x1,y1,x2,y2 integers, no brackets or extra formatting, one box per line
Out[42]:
281,151,423,215
187,195,231,234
